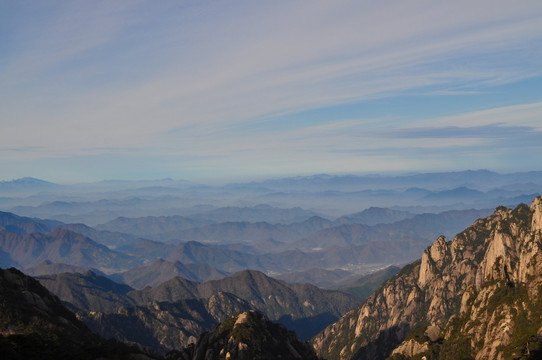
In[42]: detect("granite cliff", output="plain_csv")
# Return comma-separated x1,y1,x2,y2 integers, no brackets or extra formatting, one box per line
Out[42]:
313,196,542,360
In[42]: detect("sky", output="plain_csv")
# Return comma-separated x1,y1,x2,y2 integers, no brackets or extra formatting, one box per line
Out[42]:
1,0,542,183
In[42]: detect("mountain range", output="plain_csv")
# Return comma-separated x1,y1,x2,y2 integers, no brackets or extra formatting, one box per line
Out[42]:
3,191,542,359
2,170,540,223
37,268,360,348
0,204,496,287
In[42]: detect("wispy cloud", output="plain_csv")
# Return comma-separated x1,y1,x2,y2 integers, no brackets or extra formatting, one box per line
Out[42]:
1,1,541,180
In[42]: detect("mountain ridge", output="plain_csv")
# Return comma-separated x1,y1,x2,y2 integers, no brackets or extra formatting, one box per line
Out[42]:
36,268,360,347
313,196,542,360
0,267,159,359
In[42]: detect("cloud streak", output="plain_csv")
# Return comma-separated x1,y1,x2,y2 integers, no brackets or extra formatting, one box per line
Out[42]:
1,1,542,180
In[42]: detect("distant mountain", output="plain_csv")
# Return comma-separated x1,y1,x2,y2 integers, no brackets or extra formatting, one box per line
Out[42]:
55,223,175,262
336,207,414,225
163,241,255,273
164,240,417,274
168,310,319,360
287,215,336,233
154,221,300,244
186,204,321,224
310,240,428,267
96,215,210,237
96,212,331,247
252,170,542,191
0,228,137,270
163,241,331,274
336,266,400,299
0,177,59,193
4,171,541,225
7,206,488,278
274,268,354,289
23,260,105,277
83,292,253,353
57,222,140,248
36,270,136,313
0,211,61,234
0,267,159,360
148,216,335,250
295,208,492,250
423,186,485,201
95,205,322,239
9,197,194,226
111,258,228,289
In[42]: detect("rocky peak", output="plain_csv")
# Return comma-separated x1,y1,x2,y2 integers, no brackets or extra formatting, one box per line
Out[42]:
418,235,449,288
168,310,319,360
313,196,542,360
531,196,542,233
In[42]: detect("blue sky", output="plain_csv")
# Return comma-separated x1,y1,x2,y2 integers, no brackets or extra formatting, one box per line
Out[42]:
1,1,542,183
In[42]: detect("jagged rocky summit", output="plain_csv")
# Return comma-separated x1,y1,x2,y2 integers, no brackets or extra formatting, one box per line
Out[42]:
167,310,319,360
313,196,542,360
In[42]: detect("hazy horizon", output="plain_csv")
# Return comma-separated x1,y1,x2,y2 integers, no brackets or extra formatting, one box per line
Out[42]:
1,1,542,183
2,168,542,187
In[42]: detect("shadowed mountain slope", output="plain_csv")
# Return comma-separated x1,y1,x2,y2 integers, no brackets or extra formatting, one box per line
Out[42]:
0,228,137,270
38,268,359,343
336,266,401,299
0,211,60,234
36,270,136,313
0,267,159,360
23,260,105,277
167,310,319,360
83,292,253,354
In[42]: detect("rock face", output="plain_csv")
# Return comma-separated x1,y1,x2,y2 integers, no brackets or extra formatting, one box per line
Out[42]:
167,310,319,360
391,339,429,357
0,267,158,360
83,292,253,354
313,196,542,360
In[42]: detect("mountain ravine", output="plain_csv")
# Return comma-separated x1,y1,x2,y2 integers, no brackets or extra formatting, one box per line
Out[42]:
313,196,542,360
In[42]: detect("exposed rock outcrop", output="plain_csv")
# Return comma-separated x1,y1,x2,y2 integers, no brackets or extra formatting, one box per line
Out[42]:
313,197,542,360
167,310,319,360
391,339,429,358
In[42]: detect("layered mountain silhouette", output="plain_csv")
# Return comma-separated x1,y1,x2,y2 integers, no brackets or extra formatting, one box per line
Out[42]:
112,258,229,288
23,259,105,277
0,228,135,270
0,204,497,280
36,269,359,351
0,210,60,234
336,207,414,225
